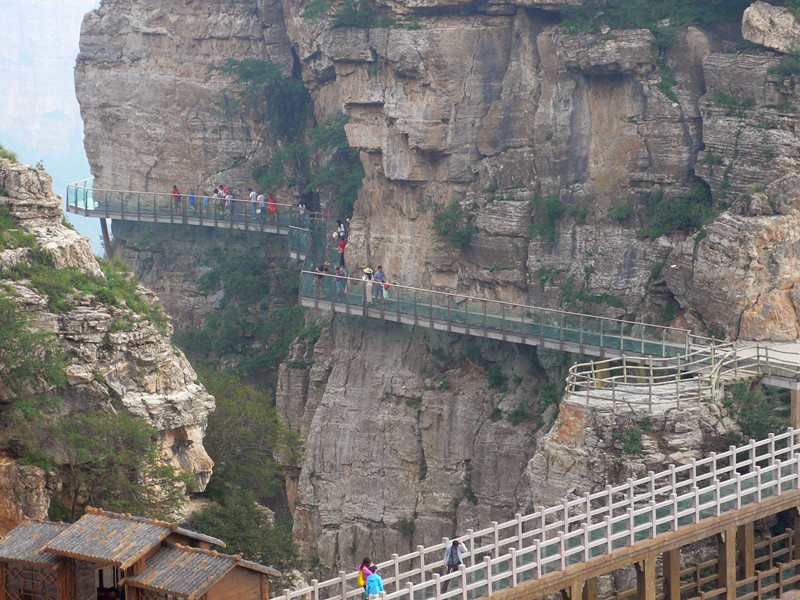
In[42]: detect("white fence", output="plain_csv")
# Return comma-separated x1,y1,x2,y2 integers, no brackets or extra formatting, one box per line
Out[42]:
276,429,800,600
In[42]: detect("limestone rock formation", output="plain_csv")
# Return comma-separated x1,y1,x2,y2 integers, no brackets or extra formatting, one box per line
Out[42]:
74,0,294,194
74,0,800,579
742,1,800,53
0,458,57,535
0,160,215,513
277,318,559,569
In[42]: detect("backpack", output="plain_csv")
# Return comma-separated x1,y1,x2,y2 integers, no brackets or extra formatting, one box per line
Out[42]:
357,570,365,587
447,544,460,567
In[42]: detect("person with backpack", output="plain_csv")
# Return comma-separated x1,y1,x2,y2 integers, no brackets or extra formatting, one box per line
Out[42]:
357,557,372,594
364,564,384,600
441,539,466,592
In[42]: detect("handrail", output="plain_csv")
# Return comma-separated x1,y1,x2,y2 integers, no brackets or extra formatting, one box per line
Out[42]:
565,344,744,413
275,428,800,600
299,270,693,357
65,177,329,227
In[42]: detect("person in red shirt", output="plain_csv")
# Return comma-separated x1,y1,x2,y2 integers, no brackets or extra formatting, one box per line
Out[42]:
171,185,182,215
338,237,347,268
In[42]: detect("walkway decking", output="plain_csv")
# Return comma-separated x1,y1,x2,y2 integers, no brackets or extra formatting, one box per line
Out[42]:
273,429,800,600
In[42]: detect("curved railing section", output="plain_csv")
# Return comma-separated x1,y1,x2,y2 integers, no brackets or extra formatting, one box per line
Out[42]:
565,343,800,414
565,343,749,413
299,270,694,358
65,177,328,233
274,429,800,600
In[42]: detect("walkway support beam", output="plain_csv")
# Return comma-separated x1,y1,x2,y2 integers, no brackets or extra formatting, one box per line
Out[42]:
662,549,680,600
635,555,656,600
792,385,800,429
717,526,737,600
736,522,754,580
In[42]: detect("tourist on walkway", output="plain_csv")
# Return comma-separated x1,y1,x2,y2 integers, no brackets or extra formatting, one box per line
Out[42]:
249,188,258,217
189,190,196,212
171,185,182,215
268,195,278,225
335,267,347,300
226,190,234,219
365,565,384,600
203,192,210,214
362,268,374,304
337,219,346,241
441,539,466,593
338,237,347,268
315,261,331,298
299,201,307,226
358,557,372,593
374,266,386,302
257,192,265,219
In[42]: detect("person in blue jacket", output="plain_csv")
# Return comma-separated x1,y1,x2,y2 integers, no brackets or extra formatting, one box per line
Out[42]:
365,564,384,600
441,539,466,592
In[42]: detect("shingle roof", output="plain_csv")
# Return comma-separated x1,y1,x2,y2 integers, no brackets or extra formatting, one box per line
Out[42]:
41,507,225,569
0,520,69,569
123,543,280,600
43,509,173,568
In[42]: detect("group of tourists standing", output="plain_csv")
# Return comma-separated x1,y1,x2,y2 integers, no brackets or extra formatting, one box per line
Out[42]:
356,540,466,599
167,184,286,223
315,221,390,304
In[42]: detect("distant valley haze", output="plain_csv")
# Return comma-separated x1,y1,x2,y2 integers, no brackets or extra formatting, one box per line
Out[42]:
1,0,102,252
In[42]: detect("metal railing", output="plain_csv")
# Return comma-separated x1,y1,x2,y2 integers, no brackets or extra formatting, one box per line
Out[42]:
564,343,756,413
299,270,693,358
275,429,800,600
65,177,328,233
565,342,800,414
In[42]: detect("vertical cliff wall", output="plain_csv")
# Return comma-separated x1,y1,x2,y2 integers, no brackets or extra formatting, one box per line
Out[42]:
75,0,800,577
75,0,294,194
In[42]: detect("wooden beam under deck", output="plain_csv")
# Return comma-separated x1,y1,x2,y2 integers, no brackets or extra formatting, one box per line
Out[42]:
485,488,800,600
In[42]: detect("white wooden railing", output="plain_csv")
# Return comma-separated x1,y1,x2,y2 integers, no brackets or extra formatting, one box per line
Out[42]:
565,342,800,414
277,429,800,600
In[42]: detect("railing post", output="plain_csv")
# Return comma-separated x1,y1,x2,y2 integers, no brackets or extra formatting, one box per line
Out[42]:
460,565,467,600
413,290,418,326
484,555,493,596
579,315,584,353
559,312,564,350
340,570,347,600
393,553,400,593
510,547,518,587
418,545,426,582
648,356,653,413
153,194,157,223
502,304,507,341
169,190,173,224
137,193,141,220
429,295,434,329
446,295,451,333
600,319,604,350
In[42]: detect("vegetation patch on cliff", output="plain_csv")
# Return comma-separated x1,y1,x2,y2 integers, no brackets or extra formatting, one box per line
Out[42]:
560,0,752,47
174,247,305,381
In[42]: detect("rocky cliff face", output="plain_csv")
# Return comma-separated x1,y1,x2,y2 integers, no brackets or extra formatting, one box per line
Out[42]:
75,0,800,578
74,0,294,194
0,160,215,527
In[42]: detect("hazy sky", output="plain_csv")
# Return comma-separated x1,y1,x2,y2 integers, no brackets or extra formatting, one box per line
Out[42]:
0,0,102,251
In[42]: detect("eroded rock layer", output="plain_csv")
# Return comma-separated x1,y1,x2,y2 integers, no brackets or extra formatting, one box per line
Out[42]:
0,160,215,526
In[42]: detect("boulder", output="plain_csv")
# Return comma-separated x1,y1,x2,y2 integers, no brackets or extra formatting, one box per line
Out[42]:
742,1,800,53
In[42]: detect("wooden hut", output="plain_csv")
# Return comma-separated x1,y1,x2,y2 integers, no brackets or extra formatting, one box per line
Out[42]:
0,507,279,600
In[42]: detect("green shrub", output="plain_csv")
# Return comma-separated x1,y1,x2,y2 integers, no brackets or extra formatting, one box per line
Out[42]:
55,409,193,520
191,490,302,576
638,183,717,239
714,90,755,116
331,0,394,28
430,201,478,250
302,0,333,20
0,144,18,163
608,204,636,222
559,0,752,49
529,194,586,242
487,366,508,391
210,58,312,140
723,384,789,443
769,50,800,78
613,427,643,454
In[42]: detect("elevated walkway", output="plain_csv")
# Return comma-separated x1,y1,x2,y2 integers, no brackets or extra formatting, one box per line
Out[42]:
274,429,800,600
